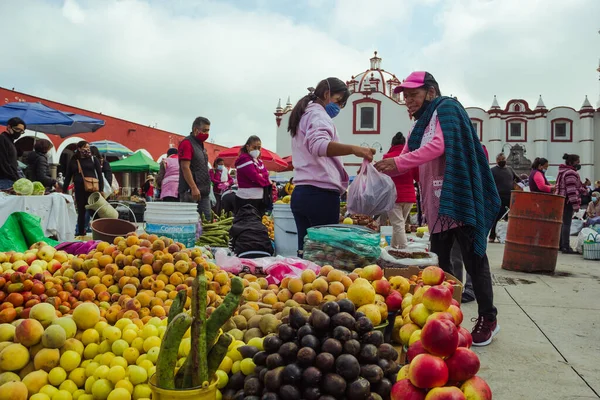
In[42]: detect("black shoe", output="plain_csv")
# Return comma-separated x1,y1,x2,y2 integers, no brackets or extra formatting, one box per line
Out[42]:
461,292,475,303
561,248,577,254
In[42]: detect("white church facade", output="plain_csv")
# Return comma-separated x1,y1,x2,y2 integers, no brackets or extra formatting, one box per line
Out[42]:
275,52,599,181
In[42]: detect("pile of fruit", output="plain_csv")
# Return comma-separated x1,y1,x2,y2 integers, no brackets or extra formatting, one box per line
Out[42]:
262,216,274,241
220,299,400,399
338,215,378,231
196,211,234,248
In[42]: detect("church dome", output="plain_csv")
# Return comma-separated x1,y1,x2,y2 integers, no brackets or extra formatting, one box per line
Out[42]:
346,52,403,103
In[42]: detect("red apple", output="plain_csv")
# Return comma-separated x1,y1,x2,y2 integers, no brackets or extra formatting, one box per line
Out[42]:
362,264,384,281
458,326,473,348
406,340,429,363
426,312,455,325
460,376,492,400
446,305,464,326
424,386,466,400
386,290,403,311
391,379,426,400
445,348,480,382
441,281,455,295
450,298,460,307
423,286,453,312
410,304,432,327
409,354,449,389
422,266,445,285
373,279,391,296
421,319,459,358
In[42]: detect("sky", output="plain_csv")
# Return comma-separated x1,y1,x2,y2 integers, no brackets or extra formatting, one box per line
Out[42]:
0,0,598,149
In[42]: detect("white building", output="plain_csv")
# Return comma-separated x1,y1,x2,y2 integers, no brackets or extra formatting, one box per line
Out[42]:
275,52,599,180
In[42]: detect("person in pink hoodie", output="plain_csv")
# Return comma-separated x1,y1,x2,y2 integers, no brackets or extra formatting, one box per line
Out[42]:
234,135,271,215
382,132,418,248
209,157,234,214
156,148,180,202
288,77,375,255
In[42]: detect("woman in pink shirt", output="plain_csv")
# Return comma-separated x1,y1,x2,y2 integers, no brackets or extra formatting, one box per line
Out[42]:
529,158,554,193
157,148,180,201
375,71,499,347
234,135,271,216
288,77,374,255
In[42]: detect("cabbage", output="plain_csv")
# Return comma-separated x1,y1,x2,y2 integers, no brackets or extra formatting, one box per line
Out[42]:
32,181,45,195
13,178,34,196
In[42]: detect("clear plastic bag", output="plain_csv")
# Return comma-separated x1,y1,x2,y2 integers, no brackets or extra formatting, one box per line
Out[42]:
347,160,396,216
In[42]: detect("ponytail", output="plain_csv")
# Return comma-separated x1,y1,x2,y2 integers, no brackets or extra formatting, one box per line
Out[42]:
531,157,548,170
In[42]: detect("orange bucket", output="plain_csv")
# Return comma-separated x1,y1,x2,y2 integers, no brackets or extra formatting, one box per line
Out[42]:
501,191,565,273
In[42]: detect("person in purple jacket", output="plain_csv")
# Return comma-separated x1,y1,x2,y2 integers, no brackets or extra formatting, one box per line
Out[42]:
288,77,375,256
234,135,271,216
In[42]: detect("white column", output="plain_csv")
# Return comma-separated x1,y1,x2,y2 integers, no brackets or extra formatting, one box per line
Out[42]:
488,117,502,163
579,116,594,181
534,116,548,160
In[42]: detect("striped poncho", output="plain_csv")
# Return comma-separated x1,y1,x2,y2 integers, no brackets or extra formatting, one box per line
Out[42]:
408,96,500,257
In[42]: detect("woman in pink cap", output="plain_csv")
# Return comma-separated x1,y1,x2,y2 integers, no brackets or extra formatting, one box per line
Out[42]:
375,71,501,346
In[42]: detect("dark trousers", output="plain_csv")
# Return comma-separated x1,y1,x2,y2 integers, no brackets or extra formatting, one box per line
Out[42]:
162,196,178,202
489,195,510,240
291,185,340,254
212,193,223,216
234,196,265,216
450,240,474,296
74,188,91,236
431,227,497,320
560,201,574,251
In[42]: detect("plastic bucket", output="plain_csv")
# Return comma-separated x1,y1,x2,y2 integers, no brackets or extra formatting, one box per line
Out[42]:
149,374,218,400
145,203,199,248
91,218,137,242
272,204,297,257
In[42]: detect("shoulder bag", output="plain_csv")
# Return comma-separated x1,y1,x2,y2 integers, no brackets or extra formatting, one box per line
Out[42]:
77,159,100,193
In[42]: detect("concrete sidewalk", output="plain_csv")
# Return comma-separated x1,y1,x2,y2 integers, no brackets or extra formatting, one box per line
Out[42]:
461,243,600,399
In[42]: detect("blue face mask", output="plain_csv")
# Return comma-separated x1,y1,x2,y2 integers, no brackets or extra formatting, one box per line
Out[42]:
325,103,341,119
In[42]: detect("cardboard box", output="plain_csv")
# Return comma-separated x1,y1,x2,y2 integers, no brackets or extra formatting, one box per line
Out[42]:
383,266,464,305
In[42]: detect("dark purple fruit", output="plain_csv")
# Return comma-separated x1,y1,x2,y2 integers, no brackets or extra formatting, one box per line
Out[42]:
302,366,323,386
244,397,260,400
279,385,301,400
300,334,321,351
264,335,283,353
282,363,303,384
266,353,284,369
253,351,268,366
331,312,356,330
238,346,259,359
361,330,384,347
243,377,262,396
259,367,268,382
322,373,347,397
278,324,295,342
233,390,245,400
303,387,321,400
264,367,284,392
359,344,379,364
335,354,360,381
372,378,392,398
278,342,298,363
318,396,337,400
351,331,360,340
297,324,315,339
380,359,399,377
355,317,374,335
222,389,237,400
337,299,356,315
346,378,371,400
315,353,335,372
321,301,340,317
343,339,361,357
361,364,384,384
354,311,366,319
309,309,330,331
227,372,245,391
297,347,317,367
332,326,352,342
378,343,399,362
289,308,308,329
261,393,279,400
321,338,342,357
368,394,383,400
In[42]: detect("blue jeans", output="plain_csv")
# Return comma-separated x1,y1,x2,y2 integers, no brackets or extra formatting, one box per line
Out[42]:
290,185,341,255
0,179,14,190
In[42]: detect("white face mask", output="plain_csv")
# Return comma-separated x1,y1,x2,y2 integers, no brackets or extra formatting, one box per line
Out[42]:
593,197,599,203
249,150,260,159
217,165,224,171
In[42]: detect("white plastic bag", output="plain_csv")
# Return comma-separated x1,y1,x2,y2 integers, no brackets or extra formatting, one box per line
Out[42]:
576,228,598,253
495,220,508,244
570,219,584,236
347,160,396,216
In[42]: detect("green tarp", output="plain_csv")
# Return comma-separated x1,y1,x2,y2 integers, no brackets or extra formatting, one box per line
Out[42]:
0,212,60,252
109,151,160,173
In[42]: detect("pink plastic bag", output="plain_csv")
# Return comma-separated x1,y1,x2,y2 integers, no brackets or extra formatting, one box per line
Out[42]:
347,160,396,216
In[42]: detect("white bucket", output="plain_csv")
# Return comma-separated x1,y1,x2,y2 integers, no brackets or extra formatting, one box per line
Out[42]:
272,204,297,257
144,203,199,248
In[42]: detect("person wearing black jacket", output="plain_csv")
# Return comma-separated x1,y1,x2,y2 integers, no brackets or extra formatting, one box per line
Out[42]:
90,146,113,186
0,117,26,190
26,139,60,191
229,204,274,258
62,141,104,236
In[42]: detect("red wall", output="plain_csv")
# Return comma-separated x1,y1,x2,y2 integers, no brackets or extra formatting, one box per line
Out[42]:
0,87,227,163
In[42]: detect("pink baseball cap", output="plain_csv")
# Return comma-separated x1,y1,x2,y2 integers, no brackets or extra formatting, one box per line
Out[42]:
393,71,440,94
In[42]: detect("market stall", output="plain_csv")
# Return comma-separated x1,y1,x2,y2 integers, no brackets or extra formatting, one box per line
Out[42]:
0,192,77,241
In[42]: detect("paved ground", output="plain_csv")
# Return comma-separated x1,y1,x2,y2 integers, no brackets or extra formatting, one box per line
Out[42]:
462,243,600,399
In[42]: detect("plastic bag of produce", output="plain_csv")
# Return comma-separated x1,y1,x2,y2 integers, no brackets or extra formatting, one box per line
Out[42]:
347,160,396,216
0,212,59,252
13,178,34,196
378,247,439,269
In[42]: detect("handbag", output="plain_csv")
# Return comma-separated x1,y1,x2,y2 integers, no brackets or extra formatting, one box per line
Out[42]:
77,160,99,193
